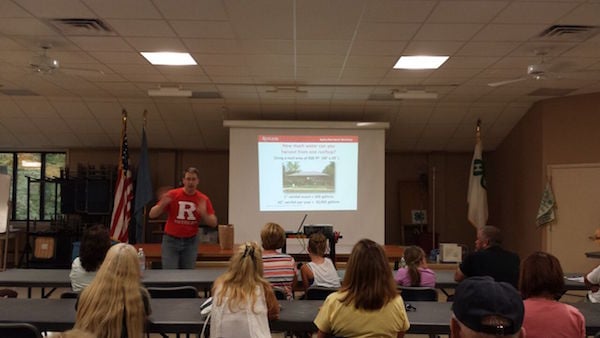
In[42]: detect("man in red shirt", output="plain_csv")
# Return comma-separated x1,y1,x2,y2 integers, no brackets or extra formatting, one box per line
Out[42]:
149,167,217,269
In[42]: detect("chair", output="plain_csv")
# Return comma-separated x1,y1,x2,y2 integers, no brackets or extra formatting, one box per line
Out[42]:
305,286,338,300
0,323,43,338
398,286,438,338
398,286,438,302
147,286,199,338
60,291,79,299
273,286,288,300
0,289,18,298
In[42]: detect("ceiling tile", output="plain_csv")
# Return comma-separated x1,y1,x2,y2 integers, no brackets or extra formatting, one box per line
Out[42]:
0,18,58,36
18,0,95,18
493,2,578,24
357,23,421,41
83,0,162,19
108,19,176,37
413,23,483,41
364,1,435,23
154,0,229,20
171,21,236,39
183,39,241,54
69,37,134,51
427,1,506,24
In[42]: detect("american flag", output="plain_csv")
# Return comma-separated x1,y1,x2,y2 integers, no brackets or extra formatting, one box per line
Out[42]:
110,110,133,242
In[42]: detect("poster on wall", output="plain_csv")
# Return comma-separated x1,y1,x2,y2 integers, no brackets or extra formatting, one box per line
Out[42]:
0,173,9,233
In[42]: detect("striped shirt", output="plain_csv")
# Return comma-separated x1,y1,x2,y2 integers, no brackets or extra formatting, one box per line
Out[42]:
262,253,297,299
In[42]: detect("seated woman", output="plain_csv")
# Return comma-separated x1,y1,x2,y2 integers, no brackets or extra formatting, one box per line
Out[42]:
314,239,410,338
395,246,435,287
70,224,112,292
210,242,279,337
520,251,585,338
300,232,341,292
260,222,297,300
74,243,151,338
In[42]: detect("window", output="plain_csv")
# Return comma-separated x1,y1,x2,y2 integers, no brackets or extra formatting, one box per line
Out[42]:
0,152,66,221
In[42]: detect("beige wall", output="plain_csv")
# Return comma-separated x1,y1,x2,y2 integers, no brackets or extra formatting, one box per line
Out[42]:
68,149,228,224
488,92,600,258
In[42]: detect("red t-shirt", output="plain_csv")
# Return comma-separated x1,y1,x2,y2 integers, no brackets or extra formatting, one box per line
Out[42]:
161,188,215,238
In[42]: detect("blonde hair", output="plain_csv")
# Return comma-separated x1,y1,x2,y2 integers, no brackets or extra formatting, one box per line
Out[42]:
260,222,285,250
340,239,398,311
403,246,426,286
75,243,148,338
52,329,96,338
213,242,272,314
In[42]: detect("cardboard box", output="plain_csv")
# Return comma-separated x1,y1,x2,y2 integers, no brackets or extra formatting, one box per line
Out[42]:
34,237,55,259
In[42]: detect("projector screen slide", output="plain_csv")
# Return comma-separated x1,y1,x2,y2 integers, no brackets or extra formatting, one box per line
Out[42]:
258,135,358,211
227,121,387,253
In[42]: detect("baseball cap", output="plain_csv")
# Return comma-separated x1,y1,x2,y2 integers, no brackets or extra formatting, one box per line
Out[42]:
452,276,524,336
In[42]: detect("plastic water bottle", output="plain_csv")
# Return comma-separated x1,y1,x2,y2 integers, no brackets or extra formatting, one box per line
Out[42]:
137,248,146,274
400,256,406,268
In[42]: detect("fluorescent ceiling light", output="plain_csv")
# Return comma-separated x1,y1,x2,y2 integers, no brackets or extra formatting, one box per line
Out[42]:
148,87,192,97
393,56,449,69
393,90,438,100
140,52,197,66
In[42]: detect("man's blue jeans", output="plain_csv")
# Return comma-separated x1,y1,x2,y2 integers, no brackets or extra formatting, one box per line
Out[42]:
161,233,199,269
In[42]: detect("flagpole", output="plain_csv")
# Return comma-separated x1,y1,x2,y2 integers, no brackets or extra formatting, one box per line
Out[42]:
431,165,436,253
141,110,148,243
134,110,153,243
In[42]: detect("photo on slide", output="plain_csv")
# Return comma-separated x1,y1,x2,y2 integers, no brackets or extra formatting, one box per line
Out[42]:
282,160,335,193
258,135,357,211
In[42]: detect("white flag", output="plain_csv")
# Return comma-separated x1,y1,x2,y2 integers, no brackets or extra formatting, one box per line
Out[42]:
536,181,556,227
467,133,488,227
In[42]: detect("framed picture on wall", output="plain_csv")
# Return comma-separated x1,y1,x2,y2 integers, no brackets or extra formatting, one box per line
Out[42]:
411,209,427,224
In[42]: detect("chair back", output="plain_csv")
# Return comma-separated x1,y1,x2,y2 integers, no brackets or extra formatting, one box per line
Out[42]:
398,286,438,301
0,323,43,338
147,286,198,298
305,286,338,300
0,289,18,298
60,291,80,299
273,287,287,300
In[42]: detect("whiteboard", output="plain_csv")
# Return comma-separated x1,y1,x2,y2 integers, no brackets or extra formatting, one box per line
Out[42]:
0,174,9,233
546,164,600,273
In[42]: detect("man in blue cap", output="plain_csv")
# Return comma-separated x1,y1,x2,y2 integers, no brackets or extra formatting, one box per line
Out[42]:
451,276,525,338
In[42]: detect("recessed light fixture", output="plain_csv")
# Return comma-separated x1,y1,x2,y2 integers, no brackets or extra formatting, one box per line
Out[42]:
140,52,197,66
393,56,449,69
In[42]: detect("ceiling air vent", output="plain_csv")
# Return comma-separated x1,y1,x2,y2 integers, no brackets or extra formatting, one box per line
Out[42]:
535,25,600,42
46,18,115,36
